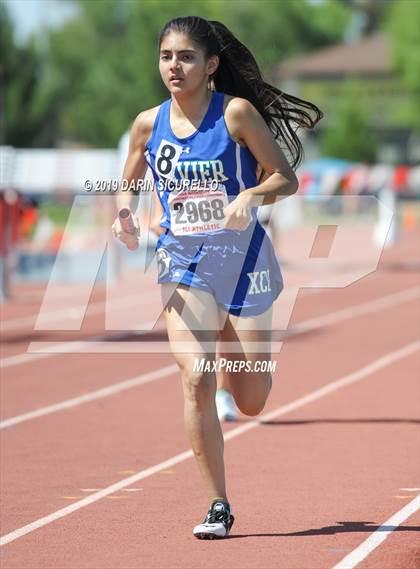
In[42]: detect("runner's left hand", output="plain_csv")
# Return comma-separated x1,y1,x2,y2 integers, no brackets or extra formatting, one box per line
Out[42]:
223,193,252,231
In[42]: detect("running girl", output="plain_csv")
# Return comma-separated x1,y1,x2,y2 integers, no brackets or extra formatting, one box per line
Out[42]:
112,16,323,539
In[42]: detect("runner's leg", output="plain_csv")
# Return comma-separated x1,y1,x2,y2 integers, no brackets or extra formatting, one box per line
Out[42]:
218,307,273,416
162,283,228,501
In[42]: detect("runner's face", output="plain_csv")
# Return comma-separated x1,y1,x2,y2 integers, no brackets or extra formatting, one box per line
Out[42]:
159,32,216,93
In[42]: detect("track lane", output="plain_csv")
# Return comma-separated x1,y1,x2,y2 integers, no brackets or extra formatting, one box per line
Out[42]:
1,229,418,568
0,342,418,568
1,290,418,540
1,265,418,419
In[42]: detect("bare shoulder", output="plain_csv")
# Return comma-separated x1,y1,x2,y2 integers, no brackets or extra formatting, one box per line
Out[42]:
222,95,259,148
131,104,161,148
223,95,258,120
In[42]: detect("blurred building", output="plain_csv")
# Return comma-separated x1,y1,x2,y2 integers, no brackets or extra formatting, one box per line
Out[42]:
271,33,418,164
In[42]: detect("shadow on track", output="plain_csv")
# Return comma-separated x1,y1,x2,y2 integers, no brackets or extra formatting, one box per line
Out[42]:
226,521,420,539
259,418,420,425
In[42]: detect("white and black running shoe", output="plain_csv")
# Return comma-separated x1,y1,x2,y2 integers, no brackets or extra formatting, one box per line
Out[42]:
193,499,234,539
215,389,238,422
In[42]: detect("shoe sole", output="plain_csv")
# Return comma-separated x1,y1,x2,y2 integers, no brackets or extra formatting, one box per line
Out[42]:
193,530,230,540
193,518,234,540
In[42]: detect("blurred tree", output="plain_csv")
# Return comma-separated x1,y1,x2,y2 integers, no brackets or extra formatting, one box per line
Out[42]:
5,0,351,147
384,0,420,130
219,0,349,69
340,0,389,38
31,0,217,147
319,79,378,161
0,3,50,146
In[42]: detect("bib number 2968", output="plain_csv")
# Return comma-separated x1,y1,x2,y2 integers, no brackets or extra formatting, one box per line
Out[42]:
169,189,228,235
173,198,225,224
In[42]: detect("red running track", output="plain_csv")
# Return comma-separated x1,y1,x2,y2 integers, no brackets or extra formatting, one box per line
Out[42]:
0,228,419,568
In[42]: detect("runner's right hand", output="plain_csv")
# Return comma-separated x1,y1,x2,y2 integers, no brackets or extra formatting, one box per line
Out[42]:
111,214,140,249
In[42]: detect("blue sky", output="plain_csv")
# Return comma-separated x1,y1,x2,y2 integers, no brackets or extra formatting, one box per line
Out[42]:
4,0,78,44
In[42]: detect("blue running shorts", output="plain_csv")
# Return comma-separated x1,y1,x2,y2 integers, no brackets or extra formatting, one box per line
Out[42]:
156,221,283,317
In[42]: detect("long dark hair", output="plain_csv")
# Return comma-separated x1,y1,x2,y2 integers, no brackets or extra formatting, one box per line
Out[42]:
159,16,324,172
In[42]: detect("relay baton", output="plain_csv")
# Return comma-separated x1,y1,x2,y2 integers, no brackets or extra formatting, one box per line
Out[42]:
118,208,139,251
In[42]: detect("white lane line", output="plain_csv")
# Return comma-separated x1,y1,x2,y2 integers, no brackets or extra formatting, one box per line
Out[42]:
291,285,419,335
1,291,155,332
0,275,323,331
331,494,420,569
25,285,420,355
1,278,315,368
256,340,419,425
0,364,178,429
1,287,418,428
1,340,418,546
2,282,417,368
0,324,155,369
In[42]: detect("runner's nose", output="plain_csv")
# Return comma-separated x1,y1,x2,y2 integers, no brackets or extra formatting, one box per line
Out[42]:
170,57,181,72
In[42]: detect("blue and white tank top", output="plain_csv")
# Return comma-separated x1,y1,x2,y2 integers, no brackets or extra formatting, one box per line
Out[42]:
144,90,260,238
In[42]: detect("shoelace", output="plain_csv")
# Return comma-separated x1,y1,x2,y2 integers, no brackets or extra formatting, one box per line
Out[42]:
206,507,230,524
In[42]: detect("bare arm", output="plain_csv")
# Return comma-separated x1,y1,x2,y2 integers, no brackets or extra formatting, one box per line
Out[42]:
116,112,150,214
228,98,299,206
112,112,155,247
223,98,299,230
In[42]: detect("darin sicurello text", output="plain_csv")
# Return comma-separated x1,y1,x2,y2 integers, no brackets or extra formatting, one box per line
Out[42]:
84,178,222,193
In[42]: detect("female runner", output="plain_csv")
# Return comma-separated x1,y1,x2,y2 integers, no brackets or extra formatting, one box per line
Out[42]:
112,16,323,539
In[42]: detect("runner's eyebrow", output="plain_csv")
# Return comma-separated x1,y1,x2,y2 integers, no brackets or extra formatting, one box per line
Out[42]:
160,49,196,54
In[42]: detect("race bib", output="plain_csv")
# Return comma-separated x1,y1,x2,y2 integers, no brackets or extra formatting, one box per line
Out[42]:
168,185,229,236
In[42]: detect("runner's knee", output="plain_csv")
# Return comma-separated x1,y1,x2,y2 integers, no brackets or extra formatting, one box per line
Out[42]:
180,361,216,406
